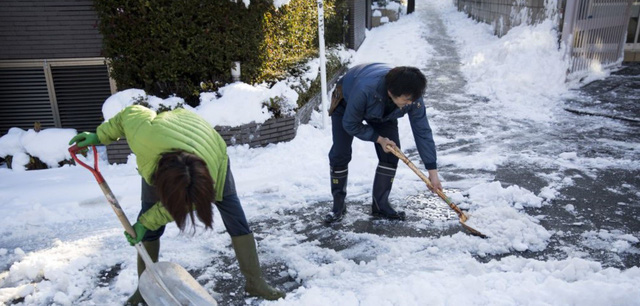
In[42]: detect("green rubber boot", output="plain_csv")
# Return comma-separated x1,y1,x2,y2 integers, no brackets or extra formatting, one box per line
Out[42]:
125,240,160,306
231,233,286,300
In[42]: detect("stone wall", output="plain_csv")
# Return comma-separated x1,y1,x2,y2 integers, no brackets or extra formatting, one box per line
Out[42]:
216,116,297,148
105,139,133,165
106,116,296,164
371,8,400,28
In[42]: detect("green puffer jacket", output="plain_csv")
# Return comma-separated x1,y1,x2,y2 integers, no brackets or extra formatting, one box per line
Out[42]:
96,105,228,230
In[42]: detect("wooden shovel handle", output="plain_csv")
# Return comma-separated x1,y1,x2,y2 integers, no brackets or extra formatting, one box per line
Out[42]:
386,145,468,222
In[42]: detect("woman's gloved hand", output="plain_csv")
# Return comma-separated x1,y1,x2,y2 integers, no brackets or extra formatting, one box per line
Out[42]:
68,132,100,147
124,222,148,246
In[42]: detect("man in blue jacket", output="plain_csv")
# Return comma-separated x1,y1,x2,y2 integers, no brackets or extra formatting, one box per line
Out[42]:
325,63,442,223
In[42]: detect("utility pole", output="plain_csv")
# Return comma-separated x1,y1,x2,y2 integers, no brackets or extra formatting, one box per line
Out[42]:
317,0,329,129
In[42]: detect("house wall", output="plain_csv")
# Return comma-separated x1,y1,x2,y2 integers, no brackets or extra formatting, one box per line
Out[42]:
0,0,103,60
0,0,110,136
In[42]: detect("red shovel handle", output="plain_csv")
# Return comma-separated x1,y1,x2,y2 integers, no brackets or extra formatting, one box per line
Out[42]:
68,144,105,184
69,144,136,237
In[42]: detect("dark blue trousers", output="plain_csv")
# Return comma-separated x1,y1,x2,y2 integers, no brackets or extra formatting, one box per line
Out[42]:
328,103,401,168
140,160,251,241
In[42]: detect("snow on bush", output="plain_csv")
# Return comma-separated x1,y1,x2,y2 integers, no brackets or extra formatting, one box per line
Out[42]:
197,81,298,127
0,127,77,170
22,129,78,168
0,128,26,157
102,89,187,121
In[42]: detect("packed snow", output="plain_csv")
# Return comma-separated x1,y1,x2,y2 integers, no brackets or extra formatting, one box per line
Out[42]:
1,0,638,305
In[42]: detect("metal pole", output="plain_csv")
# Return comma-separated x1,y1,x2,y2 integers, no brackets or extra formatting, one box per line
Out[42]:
317,0,329,129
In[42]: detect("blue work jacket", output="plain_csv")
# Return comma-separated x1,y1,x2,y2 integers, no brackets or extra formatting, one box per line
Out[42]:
339,63,437,170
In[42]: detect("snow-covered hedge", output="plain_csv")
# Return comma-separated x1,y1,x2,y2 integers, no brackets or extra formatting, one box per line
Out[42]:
0,127,77,171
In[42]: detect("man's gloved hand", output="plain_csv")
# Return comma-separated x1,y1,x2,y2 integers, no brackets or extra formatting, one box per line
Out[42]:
69,132,100,147
124,222,148,246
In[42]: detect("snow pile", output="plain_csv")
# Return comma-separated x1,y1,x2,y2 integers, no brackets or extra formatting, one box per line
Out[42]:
0,128,25,158
273,254,640,305
102,88,187,121
437,3,570,122
581,229,640,254
101,80,296,127
1,0,639,305
351,13,435,67
453,181,551,254
467,181,544,209
101,48,352,128
0,236,130,305
198,81,298,127
0,127,77,170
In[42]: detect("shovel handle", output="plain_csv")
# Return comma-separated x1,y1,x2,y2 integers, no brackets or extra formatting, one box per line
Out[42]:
68,145,188,304
386,145,468,221
68,144,137,238
69,145,105,184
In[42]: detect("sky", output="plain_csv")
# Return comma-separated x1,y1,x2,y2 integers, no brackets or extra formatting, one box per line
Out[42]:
1,0,639,305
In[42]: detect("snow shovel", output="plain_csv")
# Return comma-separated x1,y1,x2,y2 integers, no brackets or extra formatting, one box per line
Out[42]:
386,145,487,238
68,145,218,306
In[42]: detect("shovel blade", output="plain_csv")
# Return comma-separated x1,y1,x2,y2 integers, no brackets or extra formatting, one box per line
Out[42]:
139,262,217,306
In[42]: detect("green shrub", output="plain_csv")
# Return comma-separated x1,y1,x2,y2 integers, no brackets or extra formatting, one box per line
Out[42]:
293,51,347,108
95,0,347,106
3,154,73,170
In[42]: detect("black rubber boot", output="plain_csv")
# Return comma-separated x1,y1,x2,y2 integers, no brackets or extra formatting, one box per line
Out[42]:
125,240,160,306
324,166,348,223
231,233,286,300
371,163,406,220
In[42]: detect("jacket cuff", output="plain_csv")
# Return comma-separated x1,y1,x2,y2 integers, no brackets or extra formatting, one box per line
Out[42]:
138,217,158,231
96,128,115,146
370,132,380,143
138,202,174,231
424,162,437,170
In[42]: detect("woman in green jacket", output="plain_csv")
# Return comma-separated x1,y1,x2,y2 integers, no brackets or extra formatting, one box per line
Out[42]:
69,105,285,304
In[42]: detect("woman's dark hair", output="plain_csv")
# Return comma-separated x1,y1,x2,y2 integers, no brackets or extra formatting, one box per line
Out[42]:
385,66,427,101
154,151,215,232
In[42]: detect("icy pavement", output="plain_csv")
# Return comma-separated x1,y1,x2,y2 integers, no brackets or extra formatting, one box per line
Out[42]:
565,63,640,123
213,5,640,306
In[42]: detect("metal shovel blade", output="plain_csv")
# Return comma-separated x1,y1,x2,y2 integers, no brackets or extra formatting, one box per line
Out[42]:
139,262,218,306
66,146,217,305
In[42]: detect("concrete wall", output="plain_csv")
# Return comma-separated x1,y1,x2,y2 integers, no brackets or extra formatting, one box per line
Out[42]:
624,50,640,62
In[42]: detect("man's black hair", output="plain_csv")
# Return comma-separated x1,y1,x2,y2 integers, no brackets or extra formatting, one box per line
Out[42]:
384,66,427,101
